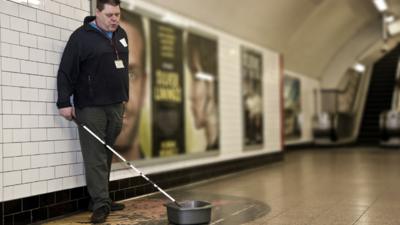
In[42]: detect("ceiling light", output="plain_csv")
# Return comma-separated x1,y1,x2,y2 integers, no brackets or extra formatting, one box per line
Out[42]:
373,0,388,12
195,72,214,81
353,63,366,73
385,15,395,23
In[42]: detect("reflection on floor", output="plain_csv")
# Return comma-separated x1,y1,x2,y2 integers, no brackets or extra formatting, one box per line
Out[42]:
44,147,400,224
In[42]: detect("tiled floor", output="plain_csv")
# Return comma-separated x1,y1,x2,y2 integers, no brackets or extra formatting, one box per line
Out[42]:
43,147,400,224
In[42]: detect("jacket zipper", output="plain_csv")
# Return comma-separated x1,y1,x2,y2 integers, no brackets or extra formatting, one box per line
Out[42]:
88,75,94,98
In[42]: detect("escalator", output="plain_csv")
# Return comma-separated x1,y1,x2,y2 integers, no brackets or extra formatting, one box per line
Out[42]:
357,44,400,145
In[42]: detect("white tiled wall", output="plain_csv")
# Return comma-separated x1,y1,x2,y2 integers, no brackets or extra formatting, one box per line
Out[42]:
0,0,285,202
0,0,90,201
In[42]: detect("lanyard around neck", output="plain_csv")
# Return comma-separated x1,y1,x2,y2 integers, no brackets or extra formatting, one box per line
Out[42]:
93,21,120,60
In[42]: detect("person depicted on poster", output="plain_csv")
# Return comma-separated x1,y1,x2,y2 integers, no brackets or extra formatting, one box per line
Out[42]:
113,10,147,160
187,33,219,151
242,48,263,147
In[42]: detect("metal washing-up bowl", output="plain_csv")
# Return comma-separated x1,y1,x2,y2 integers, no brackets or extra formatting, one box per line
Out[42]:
165,200,213,225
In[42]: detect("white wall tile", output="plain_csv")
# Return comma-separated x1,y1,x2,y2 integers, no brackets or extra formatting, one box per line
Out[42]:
67,18,80,31
4,171,21,186
45,25,60,39
37,9,53,25
29,48,46,62
20,32,37,48
31,128,47,141
3,115,21,128
39,167,54,180
13,129,30,142
54,140,79,152
13,156,31,170
30,75,46,88
81,0,90,11
52,14,68,28
62,152,76,164
3,129,13,143
13,183,31,199
52,39,65,52
0,0,19,16
38,89,55,102
47,178,62,192
31,180,47,195
19,4,37,21
22,115,38,128
55,165,69,178
67,0,81,9
31,154,48,168
2,57,21,72
30,102,46,114
11,72,30,87
60,4,74,19
62,176,77,189
1,28,20,44
22,168,39,183
21,87,38,101
13,101,30,114
2,86,21,100
60,28,72,41
3,101,12,114
38,141,54,154
38,115,55,127
22,142,39,155
10,16,28,32
45,51,61,64
74,8,87,22
47,153,62,166
47,103,58,115
44,0,60,14
0,43,11,57
3,158,13,172
37,62,54,76
37,36,53,51
28,21,45,36
3,186,14,201
1,14,10,28
11,45,29,60
21,60,38,74
46,77,56,89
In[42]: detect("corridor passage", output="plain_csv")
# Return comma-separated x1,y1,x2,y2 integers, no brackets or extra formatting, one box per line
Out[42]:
44,148,400,225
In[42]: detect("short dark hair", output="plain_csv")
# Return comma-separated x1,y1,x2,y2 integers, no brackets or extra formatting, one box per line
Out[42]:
97,0,120,11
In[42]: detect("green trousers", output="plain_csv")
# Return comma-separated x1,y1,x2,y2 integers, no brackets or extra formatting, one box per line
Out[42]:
75,103,123,211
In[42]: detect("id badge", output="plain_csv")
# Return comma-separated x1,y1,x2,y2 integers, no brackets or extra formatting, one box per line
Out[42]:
115,60,125,69
119,38,128,47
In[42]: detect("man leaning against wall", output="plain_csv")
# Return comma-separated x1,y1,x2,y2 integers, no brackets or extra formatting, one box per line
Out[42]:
56,0,128,223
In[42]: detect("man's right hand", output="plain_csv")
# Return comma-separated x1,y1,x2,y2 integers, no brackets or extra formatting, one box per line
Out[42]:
59,107,75,121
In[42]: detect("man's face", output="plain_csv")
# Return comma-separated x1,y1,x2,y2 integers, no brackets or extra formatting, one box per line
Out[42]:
114,19,146,157
96,4,121,32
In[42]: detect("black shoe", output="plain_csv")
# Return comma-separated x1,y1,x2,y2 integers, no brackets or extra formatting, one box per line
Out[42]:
111,202,125,211
90,205,110,223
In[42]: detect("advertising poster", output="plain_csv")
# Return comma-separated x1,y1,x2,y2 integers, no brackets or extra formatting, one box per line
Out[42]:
185,32,219,153
241,47,264,149
150,19,185,157
114,10,151,161
284,75,302,139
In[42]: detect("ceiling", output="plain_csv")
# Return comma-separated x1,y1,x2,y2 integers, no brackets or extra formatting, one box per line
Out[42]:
145,0,400,82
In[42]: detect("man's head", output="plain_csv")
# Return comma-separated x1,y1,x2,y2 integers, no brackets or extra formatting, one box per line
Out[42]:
96,0,121,32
